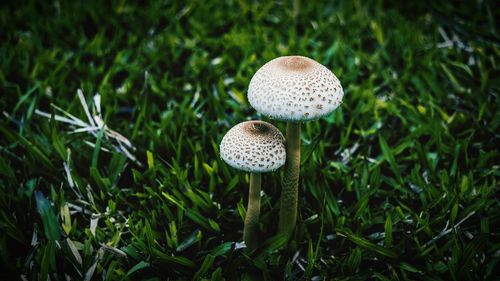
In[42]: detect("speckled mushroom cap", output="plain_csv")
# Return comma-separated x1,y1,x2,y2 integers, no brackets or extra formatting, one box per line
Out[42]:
248,56,344,121
220,120,286,173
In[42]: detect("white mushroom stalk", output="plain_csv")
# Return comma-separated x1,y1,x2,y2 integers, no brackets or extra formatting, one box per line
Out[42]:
248,56,344,239
220,120,286,252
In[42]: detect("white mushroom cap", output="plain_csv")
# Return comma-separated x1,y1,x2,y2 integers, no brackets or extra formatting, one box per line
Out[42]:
220,120,286,173
248,56,344,121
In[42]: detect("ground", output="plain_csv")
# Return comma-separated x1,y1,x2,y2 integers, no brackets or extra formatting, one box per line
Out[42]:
0,1,499,280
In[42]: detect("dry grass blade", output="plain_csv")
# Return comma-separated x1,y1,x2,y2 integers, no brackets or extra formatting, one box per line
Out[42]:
34,110,85,127
77,89,96,127
35,90,141,165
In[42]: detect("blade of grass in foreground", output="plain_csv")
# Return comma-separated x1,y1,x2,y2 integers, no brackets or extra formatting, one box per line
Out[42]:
35,191,60,241
336,228,397,259
378,134,402,184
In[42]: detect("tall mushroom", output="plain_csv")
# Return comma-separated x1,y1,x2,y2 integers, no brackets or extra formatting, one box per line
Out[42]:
220,120,286,251
247,56,344,239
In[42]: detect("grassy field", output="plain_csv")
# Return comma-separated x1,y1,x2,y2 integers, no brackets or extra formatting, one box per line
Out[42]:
1,0,499,280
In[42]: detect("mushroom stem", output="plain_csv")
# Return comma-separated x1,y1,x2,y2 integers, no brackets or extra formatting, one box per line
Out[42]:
278,122,301,238
243,172,261,252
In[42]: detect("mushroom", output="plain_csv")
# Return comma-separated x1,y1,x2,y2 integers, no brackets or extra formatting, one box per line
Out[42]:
220,120,286,251
247,56,344,238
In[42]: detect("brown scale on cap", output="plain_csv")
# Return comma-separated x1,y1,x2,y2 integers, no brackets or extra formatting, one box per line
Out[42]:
248,56,344,121
280,56,315,72
242,121,270,136
220,121,286,173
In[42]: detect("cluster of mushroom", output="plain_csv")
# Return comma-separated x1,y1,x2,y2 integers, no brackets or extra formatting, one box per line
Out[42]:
220,56,344,252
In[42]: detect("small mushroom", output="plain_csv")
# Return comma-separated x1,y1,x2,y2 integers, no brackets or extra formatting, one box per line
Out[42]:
247,56,344,239
220,120,286,251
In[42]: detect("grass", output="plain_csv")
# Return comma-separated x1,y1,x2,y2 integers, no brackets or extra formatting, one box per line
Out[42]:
0,0,499,280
